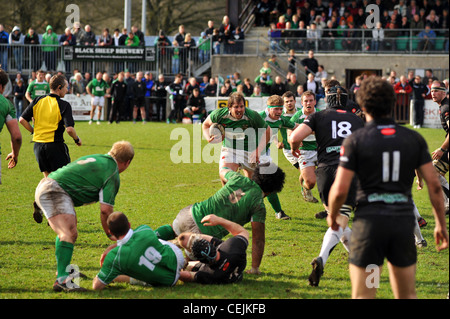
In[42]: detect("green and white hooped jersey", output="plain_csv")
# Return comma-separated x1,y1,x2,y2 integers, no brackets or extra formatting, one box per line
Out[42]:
27,80,50,100
97,225,181,287
290,108,320,151
209,107,268,152
279,109,300,150
259,109,296,153
87,79,109,97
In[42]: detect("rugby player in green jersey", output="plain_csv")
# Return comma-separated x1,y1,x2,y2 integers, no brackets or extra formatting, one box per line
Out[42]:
0,69,22,182
288,91,320,204
34,141,134,291
93,212,185,289
25,69,50,103
202,92,272,185
156,163,286,275
258,95,299,220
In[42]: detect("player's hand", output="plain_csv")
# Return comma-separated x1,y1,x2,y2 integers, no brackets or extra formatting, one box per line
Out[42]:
434,226,449,252
277,141,283,149
5,153,18,168
291,149,301,158
327,214,340,231
201,214,220,227
416,177,423,190
432,148,444,160
246,267,261,275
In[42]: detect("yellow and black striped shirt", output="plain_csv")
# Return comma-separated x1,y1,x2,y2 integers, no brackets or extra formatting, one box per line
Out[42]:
21,93,75,143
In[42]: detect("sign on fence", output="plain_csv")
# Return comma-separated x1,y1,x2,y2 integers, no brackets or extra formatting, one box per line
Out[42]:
63,46,155,61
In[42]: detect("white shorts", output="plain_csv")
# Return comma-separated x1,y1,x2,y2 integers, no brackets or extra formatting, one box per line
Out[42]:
298,150,318,170
92,96,105,107
219,147,257,171
283,148,299,166
160,240,186,286
35,178,76,219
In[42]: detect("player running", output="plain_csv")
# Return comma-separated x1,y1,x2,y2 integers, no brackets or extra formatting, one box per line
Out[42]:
289,84,364,287
258,94,298,220
287,91,320,204
202,92,272,185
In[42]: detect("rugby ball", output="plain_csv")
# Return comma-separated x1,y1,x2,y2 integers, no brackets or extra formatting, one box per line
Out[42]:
209,123,225,142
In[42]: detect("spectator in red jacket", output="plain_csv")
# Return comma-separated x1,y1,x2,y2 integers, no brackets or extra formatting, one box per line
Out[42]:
394,75,413,94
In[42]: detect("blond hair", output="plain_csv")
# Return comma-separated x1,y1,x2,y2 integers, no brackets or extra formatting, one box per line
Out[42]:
109,141,134,163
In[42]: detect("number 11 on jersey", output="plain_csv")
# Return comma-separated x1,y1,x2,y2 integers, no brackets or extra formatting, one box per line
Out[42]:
382,151,400,182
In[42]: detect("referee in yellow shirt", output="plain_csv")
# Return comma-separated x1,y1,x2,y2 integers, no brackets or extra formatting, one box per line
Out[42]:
20,74,82,177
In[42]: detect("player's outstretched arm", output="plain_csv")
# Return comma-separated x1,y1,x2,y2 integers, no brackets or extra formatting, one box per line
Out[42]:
288,123,312,157
201,214,249,240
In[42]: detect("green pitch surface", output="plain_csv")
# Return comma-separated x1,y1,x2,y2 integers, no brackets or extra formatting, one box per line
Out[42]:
0,121,448,299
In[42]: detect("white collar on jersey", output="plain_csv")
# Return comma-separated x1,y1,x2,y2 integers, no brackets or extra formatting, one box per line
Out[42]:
117,229,134,246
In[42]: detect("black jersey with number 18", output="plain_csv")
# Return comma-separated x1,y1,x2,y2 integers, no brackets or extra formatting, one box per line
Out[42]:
339,118,432,216
303,108,364,167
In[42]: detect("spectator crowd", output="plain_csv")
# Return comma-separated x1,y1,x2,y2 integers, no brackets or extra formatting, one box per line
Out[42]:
262,0,449,52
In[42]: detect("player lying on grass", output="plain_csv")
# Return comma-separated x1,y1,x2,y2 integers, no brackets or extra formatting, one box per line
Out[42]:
93,212,186,290
177,214,249,284
155,162,286,275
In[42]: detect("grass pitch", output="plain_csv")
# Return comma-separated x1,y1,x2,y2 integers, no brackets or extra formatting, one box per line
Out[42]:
0,121,448,300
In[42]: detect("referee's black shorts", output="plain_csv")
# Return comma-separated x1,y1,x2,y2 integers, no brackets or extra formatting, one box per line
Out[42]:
349,213,417,268
34,142,70,173
316,164,357,208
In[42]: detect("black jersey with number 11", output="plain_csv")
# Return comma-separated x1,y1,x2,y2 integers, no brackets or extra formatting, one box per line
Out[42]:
339,118,432,216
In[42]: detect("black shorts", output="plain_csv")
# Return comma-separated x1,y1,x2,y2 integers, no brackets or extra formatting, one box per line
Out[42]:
134,97,145,108
34,142,70,173
316,165,357,208
349,214,417,268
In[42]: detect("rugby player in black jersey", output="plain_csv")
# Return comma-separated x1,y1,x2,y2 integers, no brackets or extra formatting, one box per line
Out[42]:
289,84,364,286
328,76,448,299
430,81,449,215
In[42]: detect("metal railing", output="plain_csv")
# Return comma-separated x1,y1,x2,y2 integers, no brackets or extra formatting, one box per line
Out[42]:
0,28,447,77
266,28,449,55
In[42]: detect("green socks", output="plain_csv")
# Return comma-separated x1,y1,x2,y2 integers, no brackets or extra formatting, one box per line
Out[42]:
267,193,282,213
55,236,74,283
155,224,176,240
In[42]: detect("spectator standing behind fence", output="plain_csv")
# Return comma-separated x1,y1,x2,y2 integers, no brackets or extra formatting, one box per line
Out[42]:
132,71,147,124
109,72,127,124
411,75,428,129
9,26,23,73
182,34,196,73
198,32,210,64
13,79,25,118
60,28,76,73
71,22,85,46
71,73,85,96
172,41,180,75
371,22,384,52
233,26,245,54
24,28,40,71
143,72,154,121
0,25,9,72
41,25,58,72
80,25,96,46
131,26,145,46
417,24,436,51
154,30,171,74
98,28,113,47
153,74,169,122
